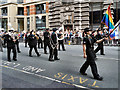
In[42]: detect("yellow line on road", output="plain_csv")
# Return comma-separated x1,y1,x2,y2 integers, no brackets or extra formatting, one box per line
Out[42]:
1,65,90,89
62,81,71,85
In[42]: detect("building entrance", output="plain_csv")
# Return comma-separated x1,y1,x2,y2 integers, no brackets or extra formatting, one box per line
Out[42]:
18,18,24,32
64,25,73,31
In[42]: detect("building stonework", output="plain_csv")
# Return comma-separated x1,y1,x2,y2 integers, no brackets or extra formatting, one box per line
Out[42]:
0,0,120,31
49,1,90,31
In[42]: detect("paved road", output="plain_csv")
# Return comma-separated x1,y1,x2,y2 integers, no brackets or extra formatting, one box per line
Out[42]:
1,43,119,89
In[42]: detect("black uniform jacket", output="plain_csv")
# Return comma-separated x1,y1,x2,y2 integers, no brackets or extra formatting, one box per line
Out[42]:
83,35,97,60
36,34,42,42
28,34,37,46
5,34,15,48
44,32,50,42
95,33,103,47
51,32,57,44
58,33,62,39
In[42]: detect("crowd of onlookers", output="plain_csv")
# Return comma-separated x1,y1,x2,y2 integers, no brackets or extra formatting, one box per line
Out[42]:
0,29,119,46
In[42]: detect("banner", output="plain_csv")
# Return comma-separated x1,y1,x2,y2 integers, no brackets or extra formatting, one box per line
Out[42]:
115,21,120,39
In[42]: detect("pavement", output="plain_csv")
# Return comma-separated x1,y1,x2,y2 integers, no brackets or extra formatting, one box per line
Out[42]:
0,43,119,89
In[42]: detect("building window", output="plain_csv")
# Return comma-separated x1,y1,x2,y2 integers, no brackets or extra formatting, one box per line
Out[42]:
27,18,30,30
17,0,23,4
36,16,46,30
89,2,103,29
0,0,7,4
18,7,24,15
93,11,101,24
113,2,120,24
2,18,8,31
62,0,74,5
1,7,7,16
36,4,46,14
27,6,30,15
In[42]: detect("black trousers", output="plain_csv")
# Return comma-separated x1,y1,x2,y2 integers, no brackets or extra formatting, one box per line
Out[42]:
29,45,39,56
58,40,65,50
25,39,27,47
94,44,104,55
80,56,99,78
16,42,20,52
44,41,50,53
49,47,58,60
38,41,43,48
7,47,17,60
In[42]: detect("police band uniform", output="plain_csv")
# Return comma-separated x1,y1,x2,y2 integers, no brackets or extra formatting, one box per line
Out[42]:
5,33,17,62
94,30,105,55
80,28,106,80
49,28,60,61
28,31,40,57
14,31,21,53
43,28,51,54
36,33,43,49
0,37,3,52
25,32,28,47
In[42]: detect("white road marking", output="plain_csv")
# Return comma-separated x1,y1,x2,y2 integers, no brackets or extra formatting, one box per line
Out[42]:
1,65,91,89
71,55,119,61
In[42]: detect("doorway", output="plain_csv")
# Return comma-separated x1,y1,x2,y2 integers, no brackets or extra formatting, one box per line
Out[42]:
18,18,24,32
64,25,73,31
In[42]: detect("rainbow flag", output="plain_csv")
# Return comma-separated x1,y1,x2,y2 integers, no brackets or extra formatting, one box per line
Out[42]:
101,4,115,40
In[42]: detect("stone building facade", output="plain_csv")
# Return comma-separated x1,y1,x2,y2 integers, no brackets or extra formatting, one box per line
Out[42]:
0,0,120,32
49,0,120,31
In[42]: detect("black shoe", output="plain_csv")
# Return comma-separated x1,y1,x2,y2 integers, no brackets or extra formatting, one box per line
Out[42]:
94,76,103,81
41,47,43,48
8,60,11,62
63,49,66,51
29,55,33,57
37,54,41,57
49,59,54,61
101,54,105,55
58,49,61,51
54,58,60,60
80,72,87,75
18,51,21,53
44,52,48,54
13,58,17,61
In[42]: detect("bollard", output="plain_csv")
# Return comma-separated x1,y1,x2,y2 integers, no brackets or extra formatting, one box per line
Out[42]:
68,41,70,45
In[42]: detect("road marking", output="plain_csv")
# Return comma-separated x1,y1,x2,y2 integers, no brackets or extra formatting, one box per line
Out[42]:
61,74,68,80
98,57,119,61
67,76,78,82
80,77,88,84
54,72,99,88
1,60,45,73
62,81,71,85
71,55,119,61
1,65,91,89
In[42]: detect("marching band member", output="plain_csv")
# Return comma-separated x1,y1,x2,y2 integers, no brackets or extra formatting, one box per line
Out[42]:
5,30,17,62
28,30,40,57
49,28,60,61
58,30,66,51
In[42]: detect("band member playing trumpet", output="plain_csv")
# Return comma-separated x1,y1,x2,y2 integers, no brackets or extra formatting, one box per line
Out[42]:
28,30,40,57
5,31,17,62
